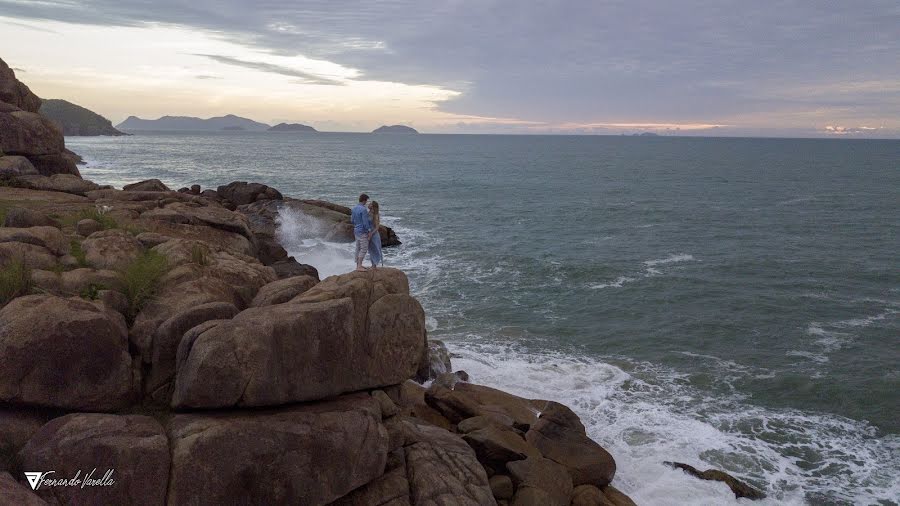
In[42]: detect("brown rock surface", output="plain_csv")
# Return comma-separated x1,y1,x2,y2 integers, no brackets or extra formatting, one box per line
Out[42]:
166,394,388,506
123,179,169,192
18,413,169,506
217,181,283,206
425,382,540,427
0,471,47,506
0,155,38,176
665,461,765,500
249,274,318,307
1,207,58,228
0,295,133,411
81,229,142,270
0,226,66,255
0,408,47,472
0,58,41,113
506,456,573,506
525,414,616,487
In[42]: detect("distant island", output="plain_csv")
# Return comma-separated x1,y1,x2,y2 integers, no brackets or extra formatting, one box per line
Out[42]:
116,114,270,132
268,122,317,133
372,124,418,134
39,99,127,136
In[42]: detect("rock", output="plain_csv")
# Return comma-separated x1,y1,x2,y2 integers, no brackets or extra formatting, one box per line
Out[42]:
373,390,400,418
571,485,607,506
432,370,470,390
0,295,133,410
0,225,66,255
0,471,47,506
217,181,283,206
0,155,38,176
15,174,98,195
330,459,409,506
416,339,453,382
463,425,540,470
1,207,57,228
393,417,495,505
166,393,388,506
97,289,129,314
0,110,63,156
270,257,320,280
534,401,586,433
506,456,573,506
173,276,426,407
82,229,142,270
489,474,514,500
135,231,171,248
19,413,169,506
664,461,766,500
24,153,80,177
123,178,169,192
145,301,239,404
425,382,540,428
249,274,318,307
397,379,427,407
190,184,201,194
525,414,616,487
75,217,102,236
0,408,46,472
142,201,255,241
60,268,125,294
599,486,636,506
0,58,41,113
458,414,516,433
0,242,56,270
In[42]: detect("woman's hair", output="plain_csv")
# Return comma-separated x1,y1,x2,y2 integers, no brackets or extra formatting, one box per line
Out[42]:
369,201,380,228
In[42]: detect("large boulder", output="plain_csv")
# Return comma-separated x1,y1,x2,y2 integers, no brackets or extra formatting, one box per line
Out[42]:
217,181,283,206
416,339,453,382
166,394,387,506
0,155,38,176
30,268,125,296
0,471,46,506
1,207,58,228
173,269,425,409
0,241,56,270
25,153,80,177
0,58,41,113
506,456,573,506
18,414,169,506
142,201,255,241
270,257,320,280
145,301,239,404
425,382,541,428
249,275,318,307
0,226,66,255
81,229,142,270
0,110,64,156
463,425,540,470
525,411,616,487
0,295,133,411
15,174,97,195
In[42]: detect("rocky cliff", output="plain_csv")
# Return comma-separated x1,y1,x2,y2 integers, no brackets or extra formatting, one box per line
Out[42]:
39,99,127,136
0,170,638,506
0,59,82,178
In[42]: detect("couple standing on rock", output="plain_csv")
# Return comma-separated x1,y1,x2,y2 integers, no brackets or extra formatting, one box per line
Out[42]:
351,193,384,271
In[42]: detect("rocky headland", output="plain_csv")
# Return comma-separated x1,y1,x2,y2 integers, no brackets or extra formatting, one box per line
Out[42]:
38,99,127,137
0,57,765,505
372,125,419,134
268,122,318,132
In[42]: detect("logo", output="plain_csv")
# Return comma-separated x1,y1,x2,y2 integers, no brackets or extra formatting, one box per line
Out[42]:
22,469,115,490
24,471,49,490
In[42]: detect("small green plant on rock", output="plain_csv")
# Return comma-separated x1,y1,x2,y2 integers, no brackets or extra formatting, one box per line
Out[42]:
70,239,88,267
80,283,104,300
121,250,168,323
190,243,210,266
0,260,32,306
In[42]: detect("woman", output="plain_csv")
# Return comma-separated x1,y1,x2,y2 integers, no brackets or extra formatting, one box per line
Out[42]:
367,201,383,268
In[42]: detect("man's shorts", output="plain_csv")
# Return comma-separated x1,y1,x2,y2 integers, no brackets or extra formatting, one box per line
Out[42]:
355,233,369,261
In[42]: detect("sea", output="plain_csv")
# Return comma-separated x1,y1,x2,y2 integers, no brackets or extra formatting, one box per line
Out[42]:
68,132,899,505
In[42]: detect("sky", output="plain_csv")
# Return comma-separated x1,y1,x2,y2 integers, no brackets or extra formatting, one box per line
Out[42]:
1,1,899,137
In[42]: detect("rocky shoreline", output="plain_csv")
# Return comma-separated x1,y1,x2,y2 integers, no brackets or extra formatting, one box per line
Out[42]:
0,57,767,505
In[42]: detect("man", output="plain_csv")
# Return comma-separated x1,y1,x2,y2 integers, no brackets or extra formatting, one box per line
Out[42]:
351,193,374,271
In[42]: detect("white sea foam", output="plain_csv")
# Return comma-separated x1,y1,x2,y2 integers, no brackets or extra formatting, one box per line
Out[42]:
450,342,900,505
590,276,637,289
590,253,696,289
644,253,696,267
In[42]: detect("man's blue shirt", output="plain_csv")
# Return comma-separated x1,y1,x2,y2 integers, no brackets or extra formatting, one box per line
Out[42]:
351,203,372,235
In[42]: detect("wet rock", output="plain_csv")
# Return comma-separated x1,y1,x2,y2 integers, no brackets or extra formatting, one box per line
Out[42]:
249,274,318,307
19,413,169,506
166,394,387,506
664,461,766,500
415,339,453,382
123,178,169,192
0,295,133,410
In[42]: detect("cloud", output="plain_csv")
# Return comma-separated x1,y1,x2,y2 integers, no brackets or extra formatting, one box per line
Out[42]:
192,54,346,85
2,1,900,134
194,75,221,80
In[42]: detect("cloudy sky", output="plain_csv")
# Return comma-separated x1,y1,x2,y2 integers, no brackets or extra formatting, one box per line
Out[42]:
2,1,899,136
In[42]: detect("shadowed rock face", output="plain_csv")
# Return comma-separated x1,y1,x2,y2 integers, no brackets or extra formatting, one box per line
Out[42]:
665,461,766,500
19,413,170,506
0,295,133,411
166,394,388,506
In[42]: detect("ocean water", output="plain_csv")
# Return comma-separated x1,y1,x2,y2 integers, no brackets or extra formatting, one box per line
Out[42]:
69,132,899,505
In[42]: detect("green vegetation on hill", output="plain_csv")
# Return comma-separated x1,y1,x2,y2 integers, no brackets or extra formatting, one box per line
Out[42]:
39,99,127,136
